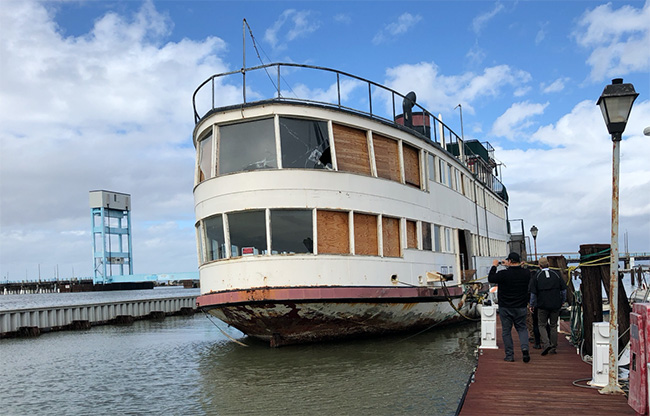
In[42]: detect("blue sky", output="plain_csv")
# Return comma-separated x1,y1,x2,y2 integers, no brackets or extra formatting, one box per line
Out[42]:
1,0,649,280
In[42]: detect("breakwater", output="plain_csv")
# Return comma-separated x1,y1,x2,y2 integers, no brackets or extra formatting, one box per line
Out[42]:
0,290,198,338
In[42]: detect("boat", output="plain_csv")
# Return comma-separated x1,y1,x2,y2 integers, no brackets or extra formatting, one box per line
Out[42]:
192,61,515,346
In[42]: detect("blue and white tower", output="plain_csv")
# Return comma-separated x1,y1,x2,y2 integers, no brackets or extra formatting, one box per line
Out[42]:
89,190,133,284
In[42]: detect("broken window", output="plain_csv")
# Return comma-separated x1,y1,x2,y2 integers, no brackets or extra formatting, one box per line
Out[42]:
279,117,331,169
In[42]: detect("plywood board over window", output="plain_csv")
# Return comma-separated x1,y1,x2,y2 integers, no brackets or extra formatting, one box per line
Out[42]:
406,220,417,249
354,213,378,256
332,124,371,175
382,217,400,257
317,210,350,254
403,143,421,188
373,134,400,182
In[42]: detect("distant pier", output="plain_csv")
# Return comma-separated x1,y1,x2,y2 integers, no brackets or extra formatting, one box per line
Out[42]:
0,294,198,338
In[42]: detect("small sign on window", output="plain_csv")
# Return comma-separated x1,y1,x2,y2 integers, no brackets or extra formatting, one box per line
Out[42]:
242,247,257,256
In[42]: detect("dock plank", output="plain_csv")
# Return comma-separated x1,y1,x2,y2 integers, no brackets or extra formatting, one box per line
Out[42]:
459,321,637,416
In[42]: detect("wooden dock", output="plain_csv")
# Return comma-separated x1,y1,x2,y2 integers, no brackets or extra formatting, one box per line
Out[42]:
458,321,637,416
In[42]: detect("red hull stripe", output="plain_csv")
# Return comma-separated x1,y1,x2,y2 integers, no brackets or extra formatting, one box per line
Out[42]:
197,285,466,307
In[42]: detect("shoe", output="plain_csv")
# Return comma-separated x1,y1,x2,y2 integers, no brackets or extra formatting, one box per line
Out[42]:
550,348,557,354
533,344,541,349
504,356,514,362
523,350,530,363
541,347,552,356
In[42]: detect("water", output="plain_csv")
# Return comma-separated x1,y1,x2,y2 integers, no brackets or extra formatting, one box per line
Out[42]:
0,289,480,415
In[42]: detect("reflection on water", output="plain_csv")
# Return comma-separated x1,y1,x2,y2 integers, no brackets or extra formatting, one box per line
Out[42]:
197,322,479,416
0,311,479,416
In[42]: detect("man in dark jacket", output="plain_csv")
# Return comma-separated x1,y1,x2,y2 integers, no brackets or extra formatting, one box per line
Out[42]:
488,252,531,363
529,256,567,355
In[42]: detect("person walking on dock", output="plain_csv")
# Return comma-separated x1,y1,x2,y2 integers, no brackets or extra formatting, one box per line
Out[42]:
488,252,531,363
529,256,567,356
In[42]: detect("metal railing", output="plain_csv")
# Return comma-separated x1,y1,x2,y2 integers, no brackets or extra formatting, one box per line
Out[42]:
192,62,506,198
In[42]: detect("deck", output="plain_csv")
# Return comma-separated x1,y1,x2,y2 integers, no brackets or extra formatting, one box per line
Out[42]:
458,320,638,416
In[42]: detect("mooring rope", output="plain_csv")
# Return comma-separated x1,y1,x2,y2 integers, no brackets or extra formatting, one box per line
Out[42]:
202,310,248,347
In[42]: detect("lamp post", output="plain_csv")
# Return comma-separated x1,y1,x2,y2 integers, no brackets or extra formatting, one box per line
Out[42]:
596,78,638,395
530,225,538,262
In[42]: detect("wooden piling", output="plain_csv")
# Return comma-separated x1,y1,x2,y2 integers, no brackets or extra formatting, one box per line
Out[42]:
578,243,631,354
579,244,607,356
548,255,573,305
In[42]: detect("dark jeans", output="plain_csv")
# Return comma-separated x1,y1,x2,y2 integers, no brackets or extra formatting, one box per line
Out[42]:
538,308,560,350
499,307,529,358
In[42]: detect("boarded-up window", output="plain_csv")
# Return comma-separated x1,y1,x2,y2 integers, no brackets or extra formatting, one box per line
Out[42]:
403,143,421,188
317,210,349,254
354,213,378,256
332,124,371,175
373,134,400,182
406,220,417,249
382,217,400,257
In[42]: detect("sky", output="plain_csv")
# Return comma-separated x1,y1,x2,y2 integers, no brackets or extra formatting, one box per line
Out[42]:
1,0,649,281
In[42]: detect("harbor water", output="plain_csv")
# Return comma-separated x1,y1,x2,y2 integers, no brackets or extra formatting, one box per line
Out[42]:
0,288,480,416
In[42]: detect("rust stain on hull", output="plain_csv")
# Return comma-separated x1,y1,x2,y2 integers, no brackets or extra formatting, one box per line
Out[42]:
204,299,477,347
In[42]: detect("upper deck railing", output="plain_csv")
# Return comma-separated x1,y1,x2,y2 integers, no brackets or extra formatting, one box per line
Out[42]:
193,63,506,200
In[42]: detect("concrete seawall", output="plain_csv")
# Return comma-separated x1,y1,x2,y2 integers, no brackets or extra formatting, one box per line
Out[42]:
0,295,198,338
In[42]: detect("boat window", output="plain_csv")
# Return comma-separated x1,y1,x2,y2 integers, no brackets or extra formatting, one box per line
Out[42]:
403,143,421,188
455,170,463,193
270,209,313,254
406,220,418,249
422,222,432,251
204,214,226,261
198,129,213,182
218,119,277,175
427,153,435,182
196,223,205,264
438,158,447,186
317,210,350,254
433,224,441,252
332,123,371,175
279,117,331,170
445,227,453,252
382,216,400,257
446,164,453,188
373,134,400,182
228,210,267,257
354,212,378,256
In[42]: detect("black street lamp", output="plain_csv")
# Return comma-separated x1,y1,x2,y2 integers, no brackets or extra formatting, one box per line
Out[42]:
596,78,638,395
530,225,538,262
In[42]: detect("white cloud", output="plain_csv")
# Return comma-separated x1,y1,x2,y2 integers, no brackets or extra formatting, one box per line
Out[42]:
466,42,486,66
472,2,505,34
491,101,549,140
535,21,549,45
502,99,650,253
573,1,650,81
383,62,532,116
541,77,569,94
372,13,422,45
0,0,229,279
334,13,352,25
264,9,319,51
